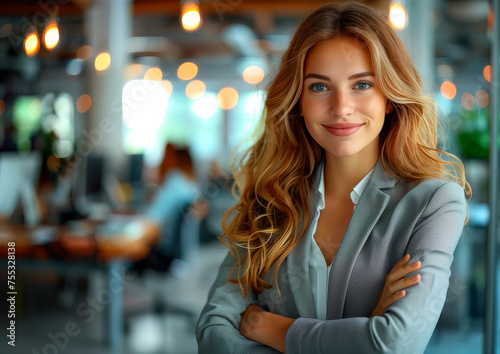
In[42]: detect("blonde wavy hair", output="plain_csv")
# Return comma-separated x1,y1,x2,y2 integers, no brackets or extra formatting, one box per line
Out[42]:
221,2,471,297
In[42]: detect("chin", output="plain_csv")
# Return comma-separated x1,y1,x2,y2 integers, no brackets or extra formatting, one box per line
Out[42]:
324,147,361,159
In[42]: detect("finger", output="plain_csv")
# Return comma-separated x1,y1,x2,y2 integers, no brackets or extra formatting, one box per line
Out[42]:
392,260,421,279
387,274,421,294
381,290,407,310
386,255,414,279
390,254,411,272
386,260,421,283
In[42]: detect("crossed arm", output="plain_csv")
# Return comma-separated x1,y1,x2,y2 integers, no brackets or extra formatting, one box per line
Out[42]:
239,255,422,353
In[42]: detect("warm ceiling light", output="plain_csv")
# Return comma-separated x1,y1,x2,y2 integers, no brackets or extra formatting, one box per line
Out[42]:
177,61,198,80
217,87,239,110
440,80,457,100
181,1,202,32
389,3,407,31
186,80,206,99
161,80,173,98
484,64,491,82
95,52,111,71
24,31,40,57
77,94,92,113
461,92,475,111
125,63,144,79
475,90,489,108
43,20,59,50
144,67,163,81
76,45,92,61
243,65,265,84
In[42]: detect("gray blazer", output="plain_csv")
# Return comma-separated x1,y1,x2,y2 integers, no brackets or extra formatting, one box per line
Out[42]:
196,160,467,353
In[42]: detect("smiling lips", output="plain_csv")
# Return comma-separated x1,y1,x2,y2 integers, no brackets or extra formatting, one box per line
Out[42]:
322,123,364,137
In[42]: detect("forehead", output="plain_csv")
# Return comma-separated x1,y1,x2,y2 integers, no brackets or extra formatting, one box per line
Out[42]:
304,37,373,75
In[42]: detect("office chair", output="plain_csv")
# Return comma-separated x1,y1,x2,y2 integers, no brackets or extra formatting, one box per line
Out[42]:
124,200,204,333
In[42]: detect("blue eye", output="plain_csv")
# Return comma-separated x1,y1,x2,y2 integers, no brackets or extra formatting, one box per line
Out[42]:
354,82,373,90
309,83,328,92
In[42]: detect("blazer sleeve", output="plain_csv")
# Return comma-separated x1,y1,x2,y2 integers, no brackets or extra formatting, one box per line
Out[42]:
285,181,467,354
196,251,280,353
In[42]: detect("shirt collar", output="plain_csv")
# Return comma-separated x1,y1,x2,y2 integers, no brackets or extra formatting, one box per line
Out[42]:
316,163,374,209
350,168,374,205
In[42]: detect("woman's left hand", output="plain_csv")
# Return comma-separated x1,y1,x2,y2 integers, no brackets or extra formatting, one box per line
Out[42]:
370,254,421,318
240,304,294,353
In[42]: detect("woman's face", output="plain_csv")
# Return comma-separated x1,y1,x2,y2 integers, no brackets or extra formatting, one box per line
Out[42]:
300,37,393,160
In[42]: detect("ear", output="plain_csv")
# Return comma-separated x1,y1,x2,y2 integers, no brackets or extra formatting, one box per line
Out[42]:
385,100,394,114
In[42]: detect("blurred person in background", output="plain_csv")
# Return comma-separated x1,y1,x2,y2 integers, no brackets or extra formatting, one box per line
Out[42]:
133,144,207,275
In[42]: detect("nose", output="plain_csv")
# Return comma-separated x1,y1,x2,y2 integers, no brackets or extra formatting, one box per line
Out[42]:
329,90,354,118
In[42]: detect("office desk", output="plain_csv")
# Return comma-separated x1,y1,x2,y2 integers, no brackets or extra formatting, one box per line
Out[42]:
0,217,160,352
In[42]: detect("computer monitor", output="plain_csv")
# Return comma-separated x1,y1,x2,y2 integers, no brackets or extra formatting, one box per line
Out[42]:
0,151,41,226
127,153,144,186
85,154,105,199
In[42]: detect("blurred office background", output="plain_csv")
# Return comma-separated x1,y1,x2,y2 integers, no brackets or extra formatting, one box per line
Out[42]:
0,0,497,353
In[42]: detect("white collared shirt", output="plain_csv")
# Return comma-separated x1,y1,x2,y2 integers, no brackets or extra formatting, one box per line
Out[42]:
309,164,374,320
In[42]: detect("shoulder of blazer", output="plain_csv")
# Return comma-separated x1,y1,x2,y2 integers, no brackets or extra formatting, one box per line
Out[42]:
372,160,462,193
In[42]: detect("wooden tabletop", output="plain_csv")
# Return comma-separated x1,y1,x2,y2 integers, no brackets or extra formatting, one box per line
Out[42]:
0,217,161,263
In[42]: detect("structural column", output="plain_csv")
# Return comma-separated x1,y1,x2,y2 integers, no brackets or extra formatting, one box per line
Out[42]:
485,0,500,352
84,0,131,175
398,0,435,93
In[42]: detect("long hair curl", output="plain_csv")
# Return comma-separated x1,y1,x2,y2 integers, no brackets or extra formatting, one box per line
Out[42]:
221,2,471,297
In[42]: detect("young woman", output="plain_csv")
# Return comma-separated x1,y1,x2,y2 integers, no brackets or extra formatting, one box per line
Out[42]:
197,2,470,353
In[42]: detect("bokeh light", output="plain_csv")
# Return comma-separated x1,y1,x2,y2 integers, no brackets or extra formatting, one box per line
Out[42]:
461,92,475,111
484,65,491,82
161,80,173,98
389,3,407,31
43,20,59,50
181,1,202,32
24,31,39,57
47,154,61,173
77,94,92,113
475,90,489,108
95,52,111,72
243,66,265,84
186,80,206,99
122,80,169,153
217,87,239,110
192,92,218,119
28,99,42,118
54,140,73,159
125,64,144,80
440,81,457,100
66,59,84,76
177,62,198,80
144,67,163,81
76,45,92,61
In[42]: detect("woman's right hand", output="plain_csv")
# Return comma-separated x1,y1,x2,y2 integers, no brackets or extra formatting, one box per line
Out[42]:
370,254,421,318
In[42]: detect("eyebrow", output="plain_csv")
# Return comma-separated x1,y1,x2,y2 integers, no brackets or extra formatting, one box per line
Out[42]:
304,71,375,81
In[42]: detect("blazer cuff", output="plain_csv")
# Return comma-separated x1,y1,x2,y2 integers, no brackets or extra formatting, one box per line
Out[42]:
285,317,324,354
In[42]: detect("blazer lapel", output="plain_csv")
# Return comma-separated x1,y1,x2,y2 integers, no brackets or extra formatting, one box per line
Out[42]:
326,160,396,319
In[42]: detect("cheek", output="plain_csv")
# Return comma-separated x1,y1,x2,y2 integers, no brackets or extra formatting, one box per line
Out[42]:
301,100,326,128
357,96,387,120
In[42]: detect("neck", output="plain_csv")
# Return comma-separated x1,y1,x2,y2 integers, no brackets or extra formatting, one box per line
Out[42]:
323,149,379,199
